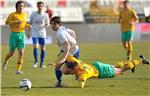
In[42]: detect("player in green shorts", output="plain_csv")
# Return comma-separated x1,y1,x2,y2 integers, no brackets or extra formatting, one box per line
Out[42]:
51,55,149,88
119,0,138,60
2,1,30,74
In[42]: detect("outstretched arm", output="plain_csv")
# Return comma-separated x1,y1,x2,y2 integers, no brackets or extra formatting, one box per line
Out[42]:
79,80,86,88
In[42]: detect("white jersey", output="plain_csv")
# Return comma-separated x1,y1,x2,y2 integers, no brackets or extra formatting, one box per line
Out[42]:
56,26,79,56
29,11,49,38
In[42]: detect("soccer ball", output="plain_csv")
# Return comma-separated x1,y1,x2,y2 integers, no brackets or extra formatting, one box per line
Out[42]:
19,79,32,91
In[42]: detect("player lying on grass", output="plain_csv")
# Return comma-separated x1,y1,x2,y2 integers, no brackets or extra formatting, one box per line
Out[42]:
59,55,149,88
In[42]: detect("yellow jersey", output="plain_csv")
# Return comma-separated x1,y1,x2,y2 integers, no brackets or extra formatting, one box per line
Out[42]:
119,8,138,32
6,12,29,32
66,56,99,82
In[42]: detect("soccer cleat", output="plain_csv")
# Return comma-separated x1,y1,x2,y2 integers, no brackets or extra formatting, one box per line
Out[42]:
127,56,132,61
16,71,24,74
131,67,135,73
55,82,62,88
33,62,38,68
130,61,136,73
40,65,46,69
2,63,7,71
139,55,149,65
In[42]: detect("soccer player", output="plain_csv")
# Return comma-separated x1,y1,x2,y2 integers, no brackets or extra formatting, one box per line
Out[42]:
61,55,149,88
50,16,80,87
28,1,49,68
45,5,53,19
2,1,30,74
119,0,138,60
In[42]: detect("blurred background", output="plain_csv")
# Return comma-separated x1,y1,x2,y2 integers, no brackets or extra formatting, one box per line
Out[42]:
1,0,150,44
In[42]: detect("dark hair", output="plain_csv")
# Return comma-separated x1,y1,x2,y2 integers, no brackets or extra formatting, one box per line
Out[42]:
37,1,44,6
15,0,25,11
123,0,130,4
66,61,78,69
50,16,62,24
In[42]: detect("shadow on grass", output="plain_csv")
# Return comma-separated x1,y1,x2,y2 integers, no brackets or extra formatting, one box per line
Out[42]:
2,86,80,89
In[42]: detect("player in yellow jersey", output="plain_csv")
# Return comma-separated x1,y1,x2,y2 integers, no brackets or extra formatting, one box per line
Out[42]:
119,0,138,60
58,55,149,88
2,1,30,74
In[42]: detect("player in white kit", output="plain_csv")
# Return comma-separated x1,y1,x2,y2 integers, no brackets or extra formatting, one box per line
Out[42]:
50,16,80,87
28,1,49,68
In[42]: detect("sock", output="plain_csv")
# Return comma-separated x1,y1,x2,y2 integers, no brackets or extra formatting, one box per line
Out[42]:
115,59,141,69
123,59,141,71
55,69,62,82
115,62,125,68
40,50,45,65
16,57,23,71
34,48,38,63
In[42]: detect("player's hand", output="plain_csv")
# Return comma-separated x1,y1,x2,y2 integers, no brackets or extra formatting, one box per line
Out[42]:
26,33,30,39
47,62,56,66
17,20,22,24
130,21,134,25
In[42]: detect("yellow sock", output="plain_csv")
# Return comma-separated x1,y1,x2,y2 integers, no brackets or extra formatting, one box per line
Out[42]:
124,59,141,70
115,59,141,70
16,57,23,71
115,62,125,68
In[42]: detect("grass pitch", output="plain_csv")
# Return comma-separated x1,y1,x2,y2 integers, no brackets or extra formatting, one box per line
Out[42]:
1,42,150,96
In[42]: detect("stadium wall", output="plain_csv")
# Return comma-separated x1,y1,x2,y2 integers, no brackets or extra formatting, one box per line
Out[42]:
1,23,149,44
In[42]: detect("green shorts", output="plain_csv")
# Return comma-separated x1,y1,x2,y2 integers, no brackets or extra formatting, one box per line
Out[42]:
92,61,115,78
121,31,134,42
9,32,26,51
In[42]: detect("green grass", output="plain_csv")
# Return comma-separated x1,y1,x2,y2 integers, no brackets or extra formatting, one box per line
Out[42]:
1,42,150,96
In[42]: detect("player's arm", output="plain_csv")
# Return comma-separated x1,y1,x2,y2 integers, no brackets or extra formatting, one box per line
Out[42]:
67,29,76,39
78,74,87,88
45,13,50,27
25,23,31,38
79,80,86,88
69,30,76,39
118,11,121,23
6,14,20,25
56,41,70,67
132,10,138,23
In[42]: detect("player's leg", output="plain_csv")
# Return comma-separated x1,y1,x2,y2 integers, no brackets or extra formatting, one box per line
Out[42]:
2,32,17,70
126,41,132,60
126,31,134,61
115,55,149,73
121,32,129,60
39,38,46,68
16,48,24,74
16,32,26,74
55,53,64,87
32,37,38,68
93,61,115,78
3,51,15,71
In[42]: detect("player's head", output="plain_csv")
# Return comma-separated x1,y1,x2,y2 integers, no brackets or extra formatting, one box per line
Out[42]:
50,16,62,31
66,61,78,69
123,0,130,9
15,0,25,12
37,1,44,12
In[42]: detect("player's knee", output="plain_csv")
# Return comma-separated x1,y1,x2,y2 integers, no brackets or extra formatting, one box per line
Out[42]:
8,51,14,57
